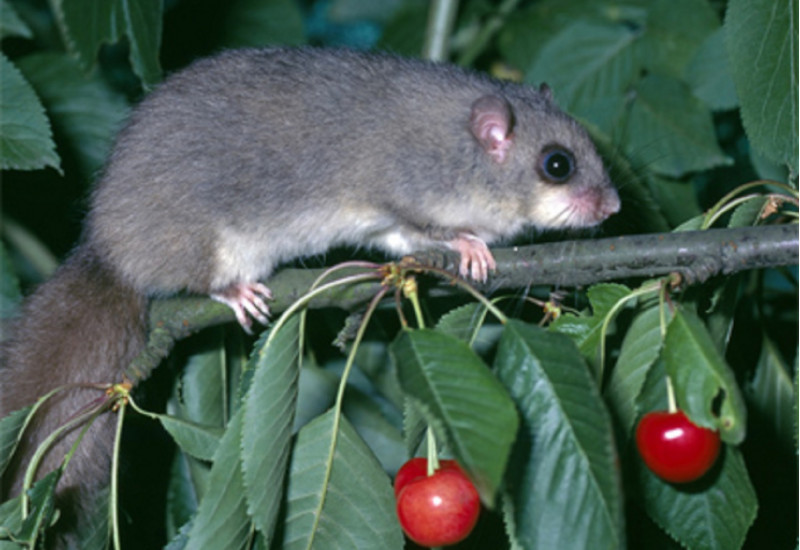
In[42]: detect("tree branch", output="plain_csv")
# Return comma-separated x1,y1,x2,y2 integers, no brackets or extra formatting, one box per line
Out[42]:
493,224,798,287
125,224,798,382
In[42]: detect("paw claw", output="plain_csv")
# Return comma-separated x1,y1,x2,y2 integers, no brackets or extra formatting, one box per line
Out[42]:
449,233,495,283
212,282,273,333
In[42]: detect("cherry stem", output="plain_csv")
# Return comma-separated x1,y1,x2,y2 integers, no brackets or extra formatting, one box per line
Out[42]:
111,396,127,550
406,277,440,476
404,276,426,329
426,426,440,476
666,375,677,413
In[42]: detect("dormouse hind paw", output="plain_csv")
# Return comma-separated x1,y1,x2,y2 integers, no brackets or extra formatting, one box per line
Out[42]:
448,233,496,283
211,282,273,334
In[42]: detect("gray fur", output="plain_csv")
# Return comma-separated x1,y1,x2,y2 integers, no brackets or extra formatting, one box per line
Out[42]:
1,46,618,547
87,47,617,295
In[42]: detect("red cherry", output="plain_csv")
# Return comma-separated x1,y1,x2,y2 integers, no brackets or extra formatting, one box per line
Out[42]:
395,459,480,547
394,457,461,497
635,410,721,483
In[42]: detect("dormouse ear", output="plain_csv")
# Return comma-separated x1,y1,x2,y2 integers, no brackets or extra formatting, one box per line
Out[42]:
470,95,514,163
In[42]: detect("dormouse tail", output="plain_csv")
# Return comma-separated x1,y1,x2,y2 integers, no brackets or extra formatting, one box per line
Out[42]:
0,244,148,547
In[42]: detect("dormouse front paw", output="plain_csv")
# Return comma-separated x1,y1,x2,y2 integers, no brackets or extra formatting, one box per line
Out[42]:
447,233,496,283
211,282,273,333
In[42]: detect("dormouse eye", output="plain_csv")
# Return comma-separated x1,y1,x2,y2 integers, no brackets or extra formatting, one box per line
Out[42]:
538,147,575,183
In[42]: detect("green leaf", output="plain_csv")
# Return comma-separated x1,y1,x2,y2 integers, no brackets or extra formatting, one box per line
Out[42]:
747,335,795,449
390,329,518,504
352,340,404,410
435,302,503,357
184,409,251,550
497,9,557,73
750,147,791,181
605,305,671,439
663,307,747,443
622,74,731,177
221,0,305,47
636,350,670,415
638,446,758,550
725,0,799,173
281,410,404,549
497,320,624,549
0,407,29,479
328,0,404,23
684,27,738,111
171,328,229,429
591,136,671,234
165,453,200,542
164,518,192,550
0,0,32,39
157,415,223,461
434,302,488,345
16,52,129,180
639,0,720,77
673,214,706,232
401,395,427,457
56,0,163,88
704,274,743,352
550,283,632,372
73,485,111,550
528,20,642,121
0,242,22,320
295,361,338,432
0,491,24,540
498,0,644,75
0,52,60,173
16,470,60,544
341,390,405,476
376,2,428,56
729,197,769,228
241,315,301,542
224,330,249,417
645,176,703,228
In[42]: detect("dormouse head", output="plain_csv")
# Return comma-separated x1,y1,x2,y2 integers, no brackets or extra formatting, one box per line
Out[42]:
469,87,620,229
